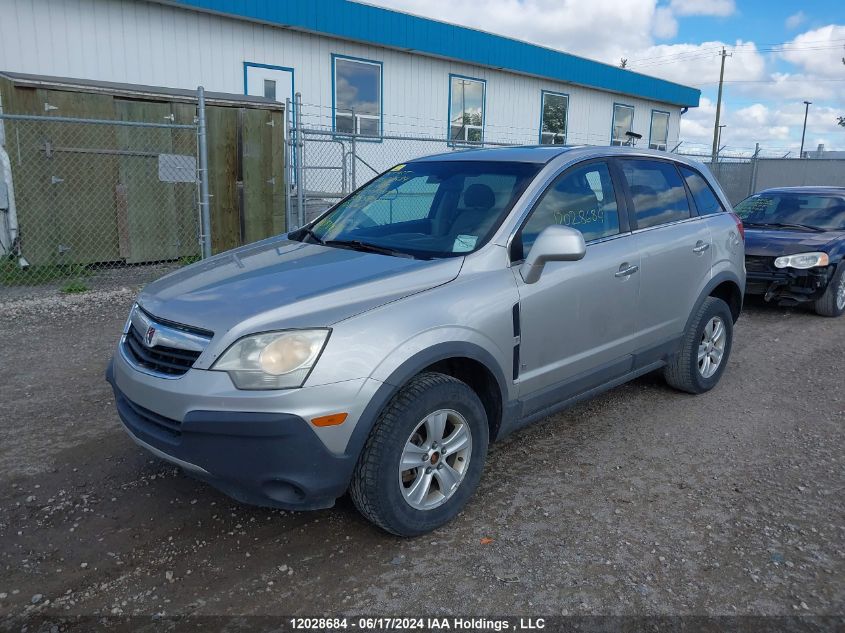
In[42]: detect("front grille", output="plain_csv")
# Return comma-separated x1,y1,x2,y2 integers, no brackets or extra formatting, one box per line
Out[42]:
122,322,202,376
745,255,775,274
116,391,182,438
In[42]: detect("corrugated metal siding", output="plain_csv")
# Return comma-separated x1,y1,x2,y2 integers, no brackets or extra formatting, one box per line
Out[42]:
0,0,684,147
168,0,699,107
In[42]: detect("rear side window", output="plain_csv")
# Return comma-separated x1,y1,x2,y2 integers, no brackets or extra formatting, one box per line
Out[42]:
620,159,690,229
680,167,725,215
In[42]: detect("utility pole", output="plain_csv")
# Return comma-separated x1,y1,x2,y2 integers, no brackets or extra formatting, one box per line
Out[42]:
711,47,731,163
799,100,812,158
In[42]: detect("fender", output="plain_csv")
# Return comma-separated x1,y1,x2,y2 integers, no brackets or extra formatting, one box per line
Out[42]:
340,341,511,466
685,270,744,334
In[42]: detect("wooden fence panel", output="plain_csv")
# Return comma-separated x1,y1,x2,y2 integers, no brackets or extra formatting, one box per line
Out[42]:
114,99,180,263
205,105,241,254
37,89,121,265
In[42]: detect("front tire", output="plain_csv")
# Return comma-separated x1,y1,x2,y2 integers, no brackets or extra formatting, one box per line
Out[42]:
350,372,489,537
814,265,845,317
664,296,734,394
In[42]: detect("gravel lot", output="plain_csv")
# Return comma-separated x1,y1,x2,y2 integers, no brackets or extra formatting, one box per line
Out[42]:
1,271,843,627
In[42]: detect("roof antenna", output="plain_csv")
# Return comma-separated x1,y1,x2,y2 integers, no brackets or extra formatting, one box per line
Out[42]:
624,131,642,147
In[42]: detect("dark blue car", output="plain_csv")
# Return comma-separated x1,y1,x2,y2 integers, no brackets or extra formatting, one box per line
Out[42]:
735,186,845,317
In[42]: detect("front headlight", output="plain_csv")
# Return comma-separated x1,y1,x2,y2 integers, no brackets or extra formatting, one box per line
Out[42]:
212,329,330,390
773,252,830,270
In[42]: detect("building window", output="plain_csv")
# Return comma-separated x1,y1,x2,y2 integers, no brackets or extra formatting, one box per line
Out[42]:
449,75,485,144
540,91,568,145
611,104,634,146
333,55,382,137
649,110,670,151
263,79,277,101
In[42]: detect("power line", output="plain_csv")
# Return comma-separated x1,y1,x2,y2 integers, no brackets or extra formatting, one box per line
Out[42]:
625,39,845,69
630,45,845,70
694,77,845,85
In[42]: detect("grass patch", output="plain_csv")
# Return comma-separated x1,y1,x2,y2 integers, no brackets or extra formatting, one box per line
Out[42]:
61,280,89,294
1,259,93,286
179,255,202,267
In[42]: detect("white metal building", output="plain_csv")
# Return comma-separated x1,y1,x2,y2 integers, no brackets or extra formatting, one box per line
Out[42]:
0,0,700,150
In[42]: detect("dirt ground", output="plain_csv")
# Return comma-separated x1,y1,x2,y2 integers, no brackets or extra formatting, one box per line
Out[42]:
1,271,843,627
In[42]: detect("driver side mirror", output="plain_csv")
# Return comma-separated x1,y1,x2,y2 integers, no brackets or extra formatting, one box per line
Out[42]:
519,225,586,284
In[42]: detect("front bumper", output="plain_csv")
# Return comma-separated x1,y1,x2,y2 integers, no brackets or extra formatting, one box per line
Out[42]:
744,259,836,304
106,353,382,510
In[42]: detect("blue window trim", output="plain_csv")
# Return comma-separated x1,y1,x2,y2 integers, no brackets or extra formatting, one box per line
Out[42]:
610,102,635,146
242,61,296,104
243,61,296,183
331,53,384,143
447,73,486,147
648,109,671,150
538,90,569,145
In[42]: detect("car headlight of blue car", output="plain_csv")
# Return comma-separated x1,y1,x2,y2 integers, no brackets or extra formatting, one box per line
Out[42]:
773,252,830,270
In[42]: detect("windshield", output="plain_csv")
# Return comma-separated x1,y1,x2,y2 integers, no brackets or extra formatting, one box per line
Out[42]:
734,192,845,231
294,161,542,258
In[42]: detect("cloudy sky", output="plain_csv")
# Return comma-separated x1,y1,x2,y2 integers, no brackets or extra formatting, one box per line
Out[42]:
362,0,844,156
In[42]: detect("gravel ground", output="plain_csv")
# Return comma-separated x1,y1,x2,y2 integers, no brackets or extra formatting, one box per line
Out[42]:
0,273,843,627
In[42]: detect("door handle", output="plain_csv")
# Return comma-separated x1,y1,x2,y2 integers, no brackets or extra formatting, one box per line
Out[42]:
693,241,711,253
615,263,639,278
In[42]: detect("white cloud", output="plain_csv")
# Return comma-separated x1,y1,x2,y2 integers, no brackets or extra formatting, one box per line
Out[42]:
778,25,845,77
359,1,845,150
785,11,807,30
653,6,678,39
628,40,766,85
669,0,736,17
361,0,658,63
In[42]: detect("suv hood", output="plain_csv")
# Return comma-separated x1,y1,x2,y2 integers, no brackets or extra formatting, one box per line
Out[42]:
137,236,462,336
744,228,843,257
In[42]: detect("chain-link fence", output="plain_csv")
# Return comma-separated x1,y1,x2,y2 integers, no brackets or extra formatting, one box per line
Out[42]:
285,97,523,227
0,113,202,287
674,152,845,205
285,97,845,226
6,89,844,288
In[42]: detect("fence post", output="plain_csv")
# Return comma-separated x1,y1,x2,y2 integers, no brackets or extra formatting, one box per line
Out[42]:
749,143,760,196
294,92,305,229
284,96,293,233
196,86,212,258
351,135,357,191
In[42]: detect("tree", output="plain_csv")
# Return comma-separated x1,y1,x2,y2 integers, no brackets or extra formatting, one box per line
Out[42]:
542,100,566,134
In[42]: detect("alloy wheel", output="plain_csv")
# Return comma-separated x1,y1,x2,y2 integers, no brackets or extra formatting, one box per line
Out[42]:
698,316,726,378
399,409,472,510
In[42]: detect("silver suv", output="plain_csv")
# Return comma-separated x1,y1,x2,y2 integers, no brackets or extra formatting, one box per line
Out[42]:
107,146,745,536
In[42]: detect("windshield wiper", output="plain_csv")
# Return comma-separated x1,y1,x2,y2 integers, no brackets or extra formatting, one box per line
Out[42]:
323,239,416,259
743,221,824,232
298,227,324,244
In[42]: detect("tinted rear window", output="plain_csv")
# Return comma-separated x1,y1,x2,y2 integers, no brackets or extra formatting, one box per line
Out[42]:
620,159,691,229
680,167,725,216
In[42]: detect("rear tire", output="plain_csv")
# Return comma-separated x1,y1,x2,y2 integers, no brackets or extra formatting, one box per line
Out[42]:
350,372,489,537
814,265,845,317
664,296,734,394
